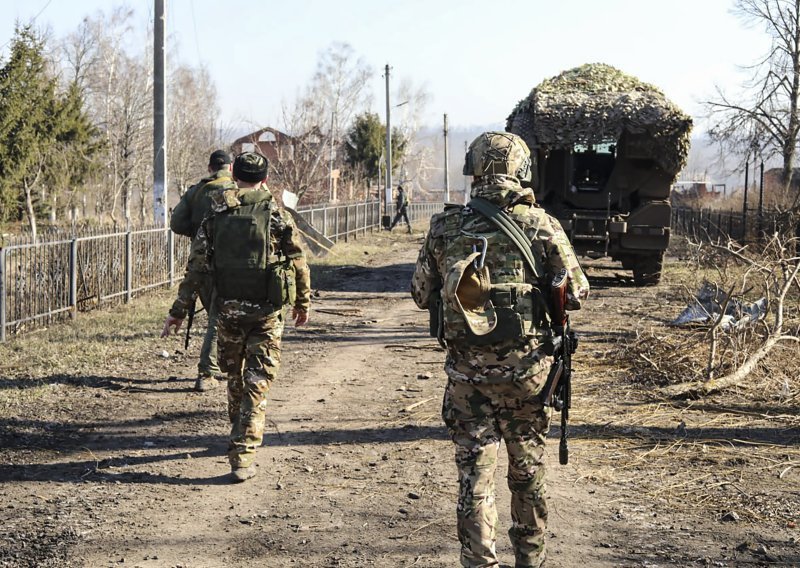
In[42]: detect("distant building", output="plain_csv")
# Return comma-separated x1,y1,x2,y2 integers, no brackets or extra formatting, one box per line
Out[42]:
672,180,726,202
231,126,333,203
231,126,312,163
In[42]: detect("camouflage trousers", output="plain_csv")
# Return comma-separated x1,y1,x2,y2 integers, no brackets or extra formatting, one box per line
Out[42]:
197,274,220,378
442,376,552,568
217,299,285,469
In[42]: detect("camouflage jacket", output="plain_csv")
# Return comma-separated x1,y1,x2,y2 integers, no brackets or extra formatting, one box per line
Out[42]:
411,175,590,385
170,169,236,238
169,183,311,318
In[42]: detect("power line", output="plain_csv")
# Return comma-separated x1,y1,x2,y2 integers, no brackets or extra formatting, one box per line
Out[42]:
0,0,54,53
189,0,202,64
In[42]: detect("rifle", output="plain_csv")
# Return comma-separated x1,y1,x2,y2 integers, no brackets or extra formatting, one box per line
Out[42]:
540,268,578,465
183,297,205,351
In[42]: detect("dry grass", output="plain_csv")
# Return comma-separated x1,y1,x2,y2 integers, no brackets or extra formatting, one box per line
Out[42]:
569,244,800,527
0,289,182,415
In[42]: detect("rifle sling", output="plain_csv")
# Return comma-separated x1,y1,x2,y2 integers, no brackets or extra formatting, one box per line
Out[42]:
468,197,545,280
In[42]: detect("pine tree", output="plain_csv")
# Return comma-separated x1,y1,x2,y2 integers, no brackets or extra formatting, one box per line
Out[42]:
344,112,407,184
0,25,100,233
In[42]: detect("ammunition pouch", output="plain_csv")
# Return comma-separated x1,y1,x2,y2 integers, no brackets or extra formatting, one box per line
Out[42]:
467,306,524,346
267,259,296,308
450,282,547,346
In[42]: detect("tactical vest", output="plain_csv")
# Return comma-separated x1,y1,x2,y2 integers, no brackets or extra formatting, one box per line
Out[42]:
211,191,296,306
440,204,551,346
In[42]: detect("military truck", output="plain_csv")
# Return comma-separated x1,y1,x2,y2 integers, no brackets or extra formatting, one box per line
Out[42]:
506,63,692,285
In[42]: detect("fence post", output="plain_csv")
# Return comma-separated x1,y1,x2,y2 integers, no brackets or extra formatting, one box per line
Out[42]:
167,229,175,287
363,203,368,236
346,205,351,242
125,230,133,303
728,209,733,237
69,238,78,317
322,208,328,238
334,206,340,242
0,248,5,342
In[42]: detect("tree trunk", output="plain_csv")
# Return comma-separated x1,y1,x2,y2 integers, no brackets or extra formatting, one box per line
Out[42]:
788,0,800,203
23,179,37,242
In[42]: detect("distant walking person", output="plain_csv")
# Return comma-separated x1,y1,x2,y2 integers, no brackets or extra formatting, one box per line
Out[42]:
170,150,235,392
163,152,311,482
389,185,411,233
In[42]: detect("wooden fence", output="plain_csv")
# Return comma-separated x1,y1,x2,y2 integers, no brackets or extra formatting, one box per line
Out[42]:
0,200,444,341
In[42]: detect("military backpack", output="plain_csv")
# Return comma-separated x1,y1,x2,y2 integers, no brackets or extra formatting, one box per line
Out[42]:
210,189,296,307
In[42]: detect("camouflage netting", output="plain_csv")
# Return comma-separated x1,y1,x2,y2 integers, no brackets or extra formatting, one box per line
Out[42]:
506,63,693,175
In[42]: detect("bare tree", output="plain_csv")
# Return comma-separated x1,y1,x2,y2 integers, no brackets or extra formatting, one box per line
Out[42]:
61,8,153,224
168,64,219,198
267,42,373,203
706,0,800,207
393,78,433,195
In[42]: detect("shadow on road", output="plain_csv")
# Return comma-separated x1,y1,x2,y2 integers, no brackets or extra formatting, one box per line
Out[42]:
310,263,414,293
0,373,195,393
566,421,799,446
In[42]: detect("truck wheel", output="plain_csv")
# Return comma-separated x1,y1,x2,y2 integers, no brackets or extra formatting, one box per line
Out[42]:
633,253,663,286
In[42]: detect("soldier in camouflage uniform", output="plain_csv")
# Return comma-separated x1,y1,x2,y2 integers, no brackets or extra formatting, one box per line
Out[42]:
170,150,236,392
411,132,589,568
163,152,311,482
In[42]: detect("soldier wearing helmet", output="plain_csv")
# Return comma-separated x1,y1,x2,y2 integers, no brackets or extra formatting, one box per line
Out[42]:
412,131,589,568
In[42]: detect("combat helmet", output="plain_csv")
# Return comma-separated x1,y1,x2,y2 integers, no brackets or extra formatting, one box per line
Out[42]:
462,131,532,182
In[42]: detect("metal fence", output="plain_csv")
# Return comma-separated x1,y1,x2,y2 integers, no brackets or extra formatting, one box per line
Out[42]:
671,206,787,243
0,227,191,342
0,200,444,341
294,200,443,241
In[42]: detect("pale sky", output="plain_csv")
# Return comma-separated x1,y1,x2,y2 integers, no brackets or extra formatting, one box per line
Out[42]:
1,0,767,133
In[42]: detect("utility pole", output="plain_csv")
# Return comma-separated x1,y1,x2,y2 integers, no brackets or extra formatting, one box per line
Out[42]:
329,110,336,202
383,64,392,228
153,0,167,227
443,113,450,203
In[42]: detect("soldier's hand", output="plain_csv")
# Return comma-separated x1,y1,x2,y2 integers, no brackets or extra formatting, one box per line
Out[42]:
292,307,308,327
161,315,184,338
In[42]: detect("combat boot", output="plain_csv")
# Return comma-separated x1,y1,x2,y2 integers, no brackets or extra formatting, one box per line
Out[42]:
230,464,257,483
194,373,219,392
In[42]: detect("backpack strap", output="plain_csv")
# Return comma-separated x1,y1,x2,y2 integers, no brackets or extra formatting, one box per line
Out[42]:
468,197,545,281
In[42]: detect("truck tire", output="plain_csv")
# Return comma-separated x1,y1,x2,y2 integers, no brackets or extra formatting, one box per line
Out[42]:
633,253,663,286
620,256,635,270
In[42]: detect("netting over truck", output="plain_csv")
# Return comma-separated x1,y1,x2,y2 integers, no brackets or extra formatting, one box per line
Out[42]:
506,63,693,177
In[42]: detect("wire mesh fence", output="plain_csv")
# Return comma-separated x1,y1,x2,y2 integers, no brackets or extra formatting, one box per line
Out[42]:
0,200,444,341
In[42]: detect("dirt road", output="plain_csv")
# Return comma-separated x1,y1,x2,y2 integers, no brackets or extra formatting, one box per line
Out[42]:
1,230,797,567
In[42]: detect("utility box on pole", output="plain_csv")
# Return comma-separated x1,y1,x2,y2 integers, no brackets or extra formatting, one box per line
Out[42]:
153,0,168,227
